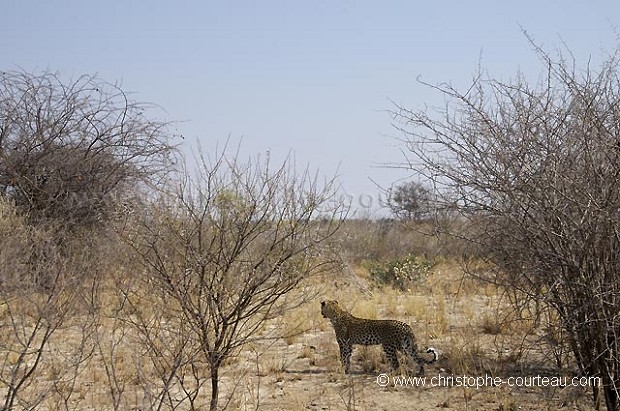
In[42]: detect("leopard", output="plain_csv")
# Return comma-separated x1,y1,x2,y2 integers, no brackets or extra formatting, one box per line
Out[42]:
321,300,438,375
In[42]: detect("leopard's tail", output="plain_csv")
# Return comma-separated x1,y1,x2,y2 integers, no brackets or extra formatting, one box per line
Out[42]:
417,347,439,364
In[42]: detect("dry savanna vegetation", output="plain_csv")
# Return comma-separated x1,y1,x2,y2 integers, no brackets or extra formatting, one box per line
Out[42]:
3,38,620,411
0,211,599,411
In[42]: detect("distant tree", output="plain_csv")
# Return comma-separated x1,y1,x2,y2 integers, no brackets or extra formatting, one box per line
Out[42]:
0,70,177,230
387,181,432,221
392,40,620,411
127,149,345,411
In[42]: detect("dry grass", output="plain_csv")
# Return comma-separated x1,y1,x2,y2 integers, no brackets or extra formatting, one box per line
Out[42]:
479,312,505,335
0,236,596,410
338,219,467,264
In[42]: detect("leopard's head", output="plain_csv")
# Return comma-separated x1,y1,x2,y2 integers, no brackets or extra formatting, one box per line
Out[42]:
321,300,344,319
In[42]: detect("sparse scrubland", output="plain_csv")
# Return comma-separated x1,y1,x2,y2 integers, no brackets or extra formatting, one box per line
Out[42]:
0,207,598,410
4,37,620,410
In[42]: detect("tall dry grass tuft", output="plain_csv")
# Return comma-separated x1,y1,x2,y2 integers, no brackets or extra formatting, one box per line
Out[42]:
442,334,491,376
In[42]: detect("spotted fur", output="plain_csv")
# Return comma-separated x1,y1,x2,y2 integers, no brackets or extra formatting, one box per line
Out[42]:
321,300,437,374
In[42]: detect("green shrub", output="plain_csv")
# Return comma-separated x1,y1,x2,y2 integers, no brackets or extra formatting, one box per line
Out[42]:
365,254,433,290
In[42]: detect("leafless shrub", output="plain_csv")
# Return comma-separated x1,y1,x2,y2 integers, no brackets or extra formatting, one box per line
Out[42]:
125,147,345,411
392,38,620,410
113,275,206,411
0,70,177,230
0,199,101,410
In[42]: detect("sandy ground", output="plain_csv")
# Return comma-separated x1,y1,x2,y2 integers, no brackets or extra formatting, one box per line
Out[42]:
217,332,596,411
1,262,599,410
211,264,597,411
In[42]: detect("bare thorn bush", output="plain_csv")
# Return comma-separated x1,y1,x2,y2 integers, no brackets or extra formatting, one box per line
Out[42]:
125,146,345,411
393,38,620,410
0,199,102,410
0,70,177,231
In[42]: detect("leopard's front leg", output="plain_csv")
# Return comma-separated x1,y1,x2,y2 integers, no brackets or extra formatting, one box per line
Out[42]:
337,339,353,373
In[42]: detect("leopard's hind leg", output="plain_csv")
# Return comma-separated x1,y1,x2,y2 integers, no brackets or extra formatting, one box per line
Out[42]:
382,343,400,371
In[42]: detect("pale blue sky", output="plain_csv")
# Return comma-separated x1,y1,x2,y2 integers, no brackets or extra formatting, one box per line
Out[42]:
2,1,619,214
